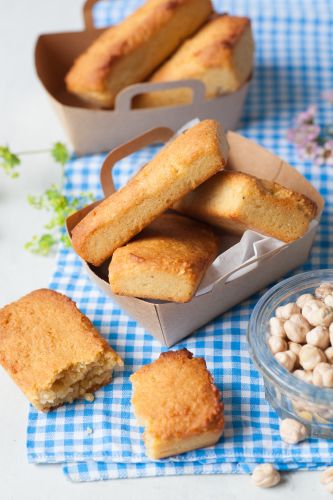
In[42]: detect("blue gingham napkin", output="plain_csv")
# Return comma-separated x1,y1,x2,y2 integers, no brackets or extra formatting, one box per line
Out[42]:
27,0,333,481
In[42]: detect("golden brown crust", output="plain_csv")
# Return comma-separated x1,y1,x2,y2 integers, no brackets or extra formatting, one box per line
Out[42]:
0,289,122,410
136,14,254,108
65,0,213,108
174,170,317,242
71,120,229,266
130,349,224,449
108,213,220,302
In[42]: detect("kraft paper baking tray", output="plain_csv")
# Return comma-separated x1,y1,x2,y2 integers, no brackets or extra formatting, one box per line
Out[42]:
66,124,324,347
35,0,251,155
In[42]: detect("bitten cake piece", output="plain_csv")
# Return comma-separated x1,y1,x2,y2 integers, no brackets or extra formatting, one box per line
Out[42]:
174,170,317,242
109,213,219,303
136,14,254,108
130,349,224,459
72,120,228,266
65,0,213,108
0,289,123,411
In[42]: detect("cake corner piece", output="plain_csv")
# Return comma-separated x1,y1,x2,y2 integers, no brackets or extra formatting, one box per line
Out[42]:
130,348,224,459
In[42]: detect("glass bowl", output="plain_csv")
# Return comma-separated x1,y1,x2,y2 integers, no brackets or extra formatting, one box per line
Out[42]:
248,269,333,439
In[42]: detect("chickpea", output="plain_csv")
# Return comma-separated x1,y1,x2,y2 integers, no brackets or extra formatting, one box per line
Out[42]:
279,418,308,444
299,344,326,371
275,351,297,372
284,314,310,343
275,302,300,320
252,463,280,488
296,293,314,309
329,323,333,346
293,369,313,384
315,282,333,299
287,342,301,368
324,295,333,308
313,362,333,388
268,336,288,354
325,346,333,364
306,326,330,350
269,317,286,338
302,299,333,327
288,342,302,355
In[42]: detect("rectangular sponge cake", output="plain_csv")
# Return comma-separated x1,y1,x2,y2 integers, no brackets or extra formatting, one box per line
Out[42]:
71,120,229,266
65,0,213,108
130,349,224,459
109,213,220,303
0,289,123,411
173,170,317,242
135,14,254,108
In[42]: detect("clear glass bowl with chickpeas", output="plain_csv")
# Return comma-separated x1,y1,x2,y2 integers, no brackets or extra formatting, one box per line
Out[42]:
248,269,333,439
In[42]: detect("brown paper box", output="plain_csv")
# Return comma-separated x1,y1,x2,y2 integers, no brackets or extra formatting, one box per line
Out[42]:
34,0,251,155
66,125,324,347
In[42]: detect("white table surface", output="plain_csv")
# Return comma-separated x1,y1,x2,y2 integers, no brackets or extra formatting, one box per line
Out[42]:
0,1,330,498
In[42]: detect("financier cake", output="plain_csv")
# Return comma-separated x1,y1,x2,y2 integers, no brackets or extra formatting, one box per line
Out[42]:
130,349,224,459
71,120,229,266
136,14,254,108
109,213,220,303
65,0,213,108
0,289,123,411
174,170,317,242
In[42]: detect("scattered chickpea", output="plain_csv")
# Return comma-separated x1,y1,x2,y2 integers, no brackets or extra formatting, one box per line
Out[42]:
252,463,281,488
306,326,330,350
269,317,286,338
299,344,326,371
268,336,288,354
321,467,333,493
284,314,310,343
302,299,333,327
279,418,308,444
312,362,333,388
276,302,300,320
275,351,297,372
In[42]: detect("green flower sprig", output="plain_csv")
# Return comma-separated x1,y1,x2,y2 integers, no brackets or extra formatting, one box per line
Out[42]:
25,186,94,255
0,141,94,255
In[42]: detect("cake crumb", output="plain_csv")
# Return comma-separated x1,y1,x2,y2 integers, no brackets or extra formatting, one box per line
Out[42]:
84,393,95,402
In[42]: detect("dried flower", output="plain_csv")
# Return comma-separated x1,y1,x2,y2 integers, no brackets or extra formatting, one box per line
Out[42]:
287,96,333,166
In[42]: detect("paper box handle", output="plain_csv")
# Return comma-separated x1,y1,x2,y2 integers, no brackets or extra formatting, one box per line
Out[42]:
114,80,207,112
83,0,100,30
100,126,174,197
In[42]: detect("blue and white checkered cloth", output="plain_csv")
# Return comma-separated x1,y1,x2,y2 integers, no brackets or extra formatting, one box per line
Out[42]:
27,0,333,481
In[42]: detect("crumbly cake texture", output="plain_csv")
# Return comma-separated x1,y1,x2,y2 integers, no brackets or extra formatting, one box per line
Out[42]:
108,213,220,303
174,170,317,242
71,120,229,266
130,349,224,459
135,14,254,108
65,0,213,108
0,289,123,412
